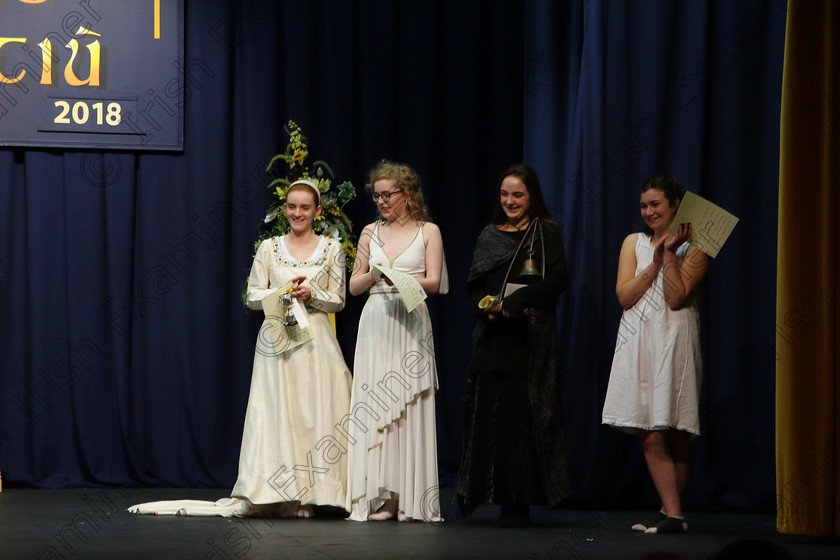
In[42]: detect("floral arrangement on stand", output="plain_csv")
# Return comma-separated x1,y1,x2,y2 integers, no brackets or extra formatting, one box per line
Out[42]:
242,120,357,305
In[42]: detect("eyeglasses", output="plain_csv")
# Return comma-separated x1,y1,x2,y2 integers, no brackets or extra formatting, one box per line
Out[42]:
371,189,402,203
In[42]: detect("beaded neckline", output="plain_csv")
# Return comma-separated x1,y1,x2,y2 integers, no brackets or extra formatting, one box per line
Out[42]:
271,236,332,268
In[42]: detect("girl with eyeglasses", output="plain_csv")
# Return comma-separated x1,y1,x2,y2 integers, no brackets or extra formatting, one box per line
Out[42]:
346,161,446,522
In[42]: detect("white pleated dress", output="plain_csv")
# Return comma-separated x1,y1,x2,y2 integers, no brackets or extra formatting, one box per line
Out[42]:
602,232,703,436
346,223,441,521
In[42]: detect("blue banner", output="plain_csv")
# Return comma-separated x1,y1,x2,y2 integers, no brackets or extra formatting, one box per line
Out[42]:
0,0,184,151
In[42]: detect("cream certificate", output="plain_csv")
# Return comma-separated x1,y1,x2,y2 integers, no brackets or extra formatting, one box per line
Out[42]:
261,291,314,355
668,191,739,258
371,264,427,313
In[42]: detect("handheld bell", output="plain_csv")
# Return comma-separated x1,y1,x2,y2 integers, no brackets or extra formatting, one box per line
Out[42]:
519,255,541,280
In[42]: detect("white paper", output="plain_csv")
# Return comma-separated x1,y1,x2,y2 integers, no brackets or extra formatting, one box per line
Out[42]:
261,292,314,354
503,283,525,299
371,264,427,313
668,191,739,258
289,298,310,329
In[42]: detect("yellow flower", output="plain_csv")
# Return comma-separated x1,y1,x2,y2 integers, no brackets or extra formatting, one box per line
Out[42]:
345,244,357,261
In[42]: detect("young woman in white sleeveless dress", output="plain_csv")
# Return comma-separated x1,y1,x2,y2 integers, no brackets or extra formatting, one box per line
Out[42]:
602,175,709,534
346,161,445,522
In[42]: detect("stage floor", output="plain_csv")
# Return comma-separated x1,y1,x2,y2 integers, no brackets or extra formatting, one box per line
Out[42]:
0,487,836,560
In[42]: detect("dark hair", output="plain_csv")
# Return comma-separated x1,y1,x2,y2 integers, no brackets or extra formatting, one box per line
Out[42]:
711,539,793,560
640,174,684,235
491,163,553,224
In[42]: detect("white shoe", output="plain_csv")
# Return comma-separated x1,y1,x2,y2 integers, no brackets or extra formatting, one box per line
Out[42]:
368,509,396,521
296,505,314,518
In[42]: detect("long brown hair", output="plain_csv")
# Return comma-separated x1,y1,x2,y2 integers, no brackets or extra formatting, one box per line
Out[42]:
491,163,553,224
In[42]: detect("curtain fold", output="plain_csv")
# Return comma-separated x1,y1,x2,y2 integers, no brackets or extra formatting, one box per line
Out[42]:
775,0,839,537
0,1,794,517
525,0,785,510
0,0,525,489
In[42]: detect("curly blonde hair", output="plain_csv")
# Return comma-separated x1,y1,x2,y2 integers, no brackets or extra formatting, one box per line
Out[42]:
369,160,431,223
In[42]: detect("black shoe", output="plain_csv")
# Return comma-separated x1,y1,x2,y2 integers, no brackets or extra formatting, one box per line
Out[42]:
631,511,666,532
497,505,530,528
645,515,687,534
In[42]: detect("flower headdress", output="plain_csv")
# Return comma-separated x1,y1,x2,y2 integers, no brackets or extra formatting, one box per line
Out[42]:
257,120,356,258
242,121,357,304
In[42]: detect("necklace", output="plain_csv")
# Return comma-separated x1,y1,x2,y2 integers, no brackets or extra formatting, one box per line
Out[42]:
502,218,530,231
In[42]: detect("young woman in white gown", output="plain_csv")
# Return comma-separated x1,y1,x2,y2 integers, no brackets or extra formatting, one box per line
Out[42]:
129,179,352,517
601,175,710,534
346,161,445,522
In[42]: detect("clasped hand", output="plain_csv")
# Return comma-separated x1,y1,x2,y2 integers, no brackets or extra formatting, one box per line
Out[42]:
485,301,521,320
369,263,395,287
288,276,311,302
654,222,692,266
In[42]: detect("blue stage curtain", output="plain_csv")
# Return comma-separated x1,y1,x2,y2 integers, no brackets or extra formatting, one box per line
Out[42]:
0,1,524,489
0,0,788,515
524,0,786,511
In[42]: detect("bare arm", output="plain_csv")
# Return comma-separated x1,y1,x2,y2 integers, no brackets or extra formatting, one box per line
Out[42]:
349,223,378,296
661,223,709,310
416,222,443,294
615,233,660,309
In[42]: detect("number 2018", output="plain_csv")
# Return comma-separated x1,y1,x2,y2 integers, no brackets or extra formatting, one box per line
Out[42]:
53,100,122,126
